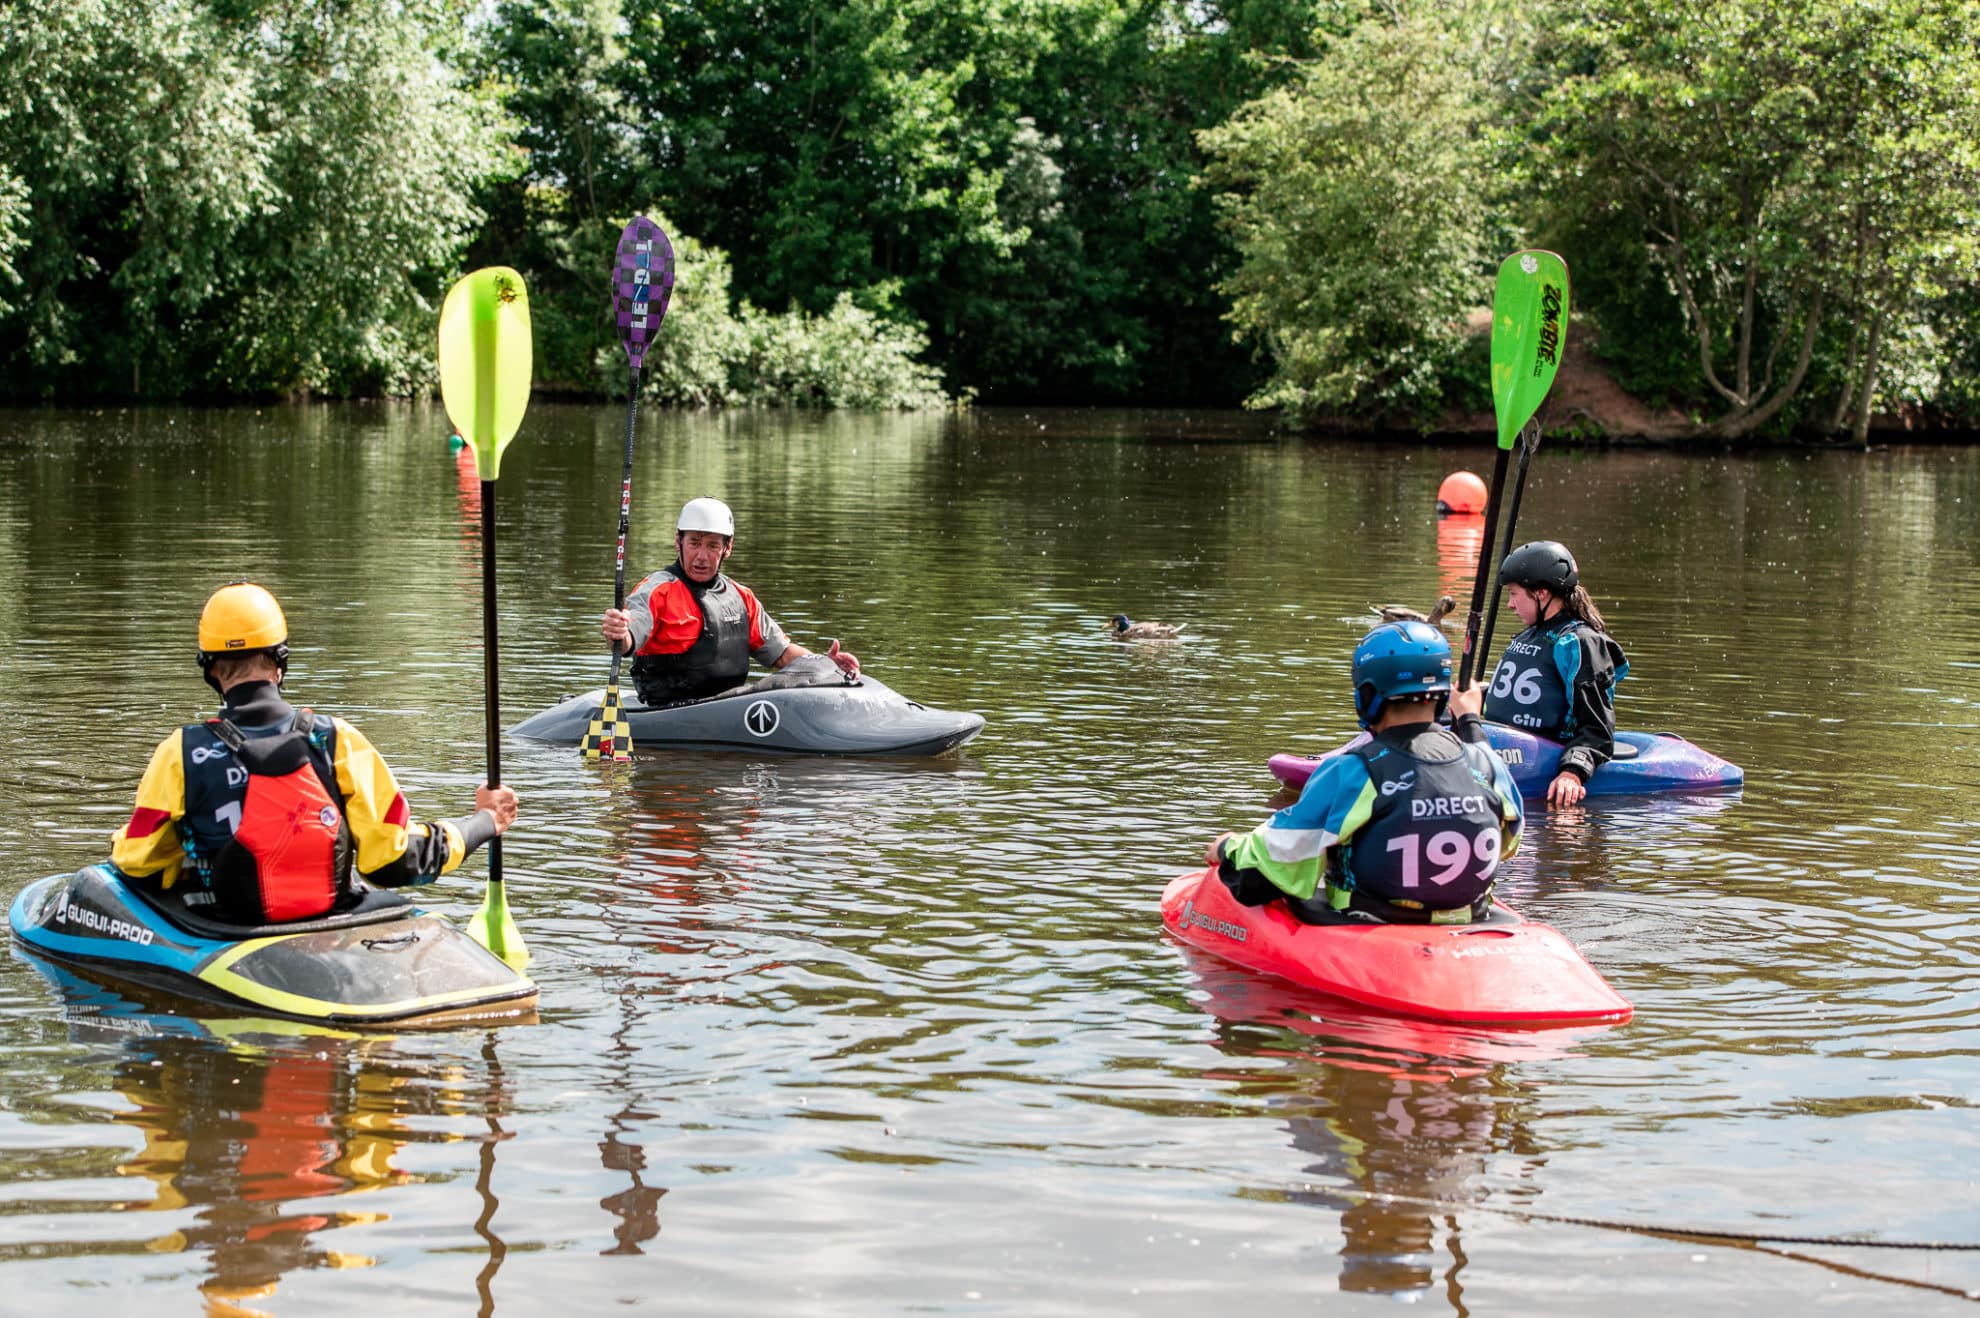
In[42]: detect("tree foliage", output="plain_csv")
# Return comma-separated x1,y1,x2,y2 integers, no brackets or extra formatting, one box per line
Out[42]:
0,0,511,399
1538,0,1980,439
1201,8,1509,422
7,0,1980,431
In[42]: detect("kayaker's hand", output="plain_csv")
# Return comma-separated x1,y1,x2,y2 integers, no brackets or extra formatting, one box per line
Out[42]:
1546,772,1585,808
1205,832,1235,868
1447,682,1484,719
826,638,860,678
601,608,632,649
476,783,519,834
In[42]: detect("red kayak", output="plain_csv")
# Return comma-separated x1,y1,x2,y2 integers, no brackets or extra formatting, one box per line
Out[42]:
1161,867,1632,1027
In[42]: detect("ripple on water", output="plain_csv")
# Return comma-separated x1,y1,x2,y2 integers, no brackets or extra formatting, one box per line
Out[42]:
0,413,1977,1311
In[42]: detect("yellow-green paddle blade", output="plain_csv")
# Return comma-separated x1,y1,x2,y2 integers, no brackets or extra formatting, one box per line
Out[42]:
1489,250,1571,450
467,877,530,971
439,267,533,481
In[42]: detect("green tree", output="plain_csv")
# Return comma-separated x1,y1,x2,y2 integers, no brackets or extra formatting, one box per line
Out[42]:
1540,0,1980,440
0,168,28,317
944,0,1327,403
600,0,1324,404
1202,7,1509,423
620,215,946,408
472,0,949,406
0,0,510,399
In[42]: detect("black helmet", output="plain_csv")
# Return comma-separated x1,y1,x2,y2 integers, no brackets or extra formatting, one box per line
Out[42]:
1498,541,1578,594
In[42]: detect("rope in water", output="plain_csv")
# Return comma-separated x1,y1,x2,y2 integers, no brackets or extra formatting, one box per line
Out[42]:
1325,1188,1980,1252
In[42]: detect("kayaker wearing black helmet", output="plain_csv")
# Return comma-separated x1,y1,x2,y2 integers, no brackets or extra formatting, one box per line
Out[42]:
109,583,518,924
1472,540,1628,807
1205,622,1523,926
599,497,860,706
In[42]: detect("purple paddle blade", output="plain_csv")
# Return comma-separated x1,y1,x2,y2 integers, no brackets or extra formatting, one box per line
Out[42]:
613,216,675,370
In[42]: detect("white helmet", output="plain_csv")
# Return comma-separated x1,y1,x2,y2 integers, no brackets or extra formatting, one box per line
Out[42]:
677,497,735,537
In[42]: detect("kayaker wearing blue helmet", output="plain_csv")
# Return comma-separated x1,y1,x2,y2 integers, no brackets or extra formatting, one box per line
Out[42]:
1205,622,1523,926
1472,540,1627,808
110,583,518,925
600,497,860,706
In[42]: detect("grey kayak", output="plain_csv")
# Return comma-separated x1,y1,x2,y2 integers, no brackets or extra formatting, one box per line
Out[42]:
511,662,984,757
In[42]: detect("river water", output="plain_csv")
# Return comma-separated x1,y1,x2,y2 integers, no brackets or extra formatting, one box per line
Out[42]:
0,405,1975,1314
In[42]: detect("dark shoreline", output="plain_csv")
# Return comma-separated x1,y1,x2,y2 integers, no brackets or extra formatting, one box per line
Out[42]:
4,396,1976,450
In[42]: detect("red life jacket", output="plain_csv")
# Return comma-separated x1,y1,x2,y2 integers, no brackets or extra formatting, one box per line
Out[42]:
180,710,353,924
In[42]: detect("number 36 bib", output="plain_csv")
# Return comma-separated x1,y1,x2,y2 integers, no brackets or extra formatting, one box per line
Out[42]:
1483,620,1578,734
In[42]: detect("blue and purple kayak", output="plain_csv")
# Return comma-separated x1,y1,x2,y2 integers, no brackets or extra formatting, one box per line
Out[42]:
1269,725,1742,798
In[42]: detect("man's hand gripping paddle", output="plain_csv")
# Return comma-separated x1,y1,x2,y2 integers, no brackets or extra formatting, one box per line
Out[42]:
585,217,676,762
1458,251,1570,692
439,266,533,971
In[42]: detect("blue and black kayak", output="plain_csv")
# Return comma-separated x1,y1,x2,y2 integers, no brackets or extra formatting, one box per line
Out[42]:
9,865,537,1028
1269,725,1743,798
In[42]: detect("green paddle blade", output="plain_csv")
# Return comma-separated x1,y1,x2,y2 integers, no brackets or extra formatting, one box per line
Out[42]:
1490,250,1571,450
439,267,534,481
468,878,531,971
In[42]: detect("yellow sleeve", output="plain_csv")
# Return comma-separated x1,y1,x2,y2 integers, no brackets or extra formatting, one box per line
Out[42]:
110,734,188,887
332,719,466,882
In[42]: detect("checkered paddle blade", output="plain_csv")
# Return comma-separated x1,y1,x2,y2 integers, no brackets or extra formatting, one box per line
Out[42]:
613,216,675,371
583,685,634,762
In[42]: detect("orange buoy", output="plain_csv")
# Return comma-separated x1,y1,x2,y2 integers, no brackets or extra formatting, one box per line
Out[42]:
1437,470,1488,515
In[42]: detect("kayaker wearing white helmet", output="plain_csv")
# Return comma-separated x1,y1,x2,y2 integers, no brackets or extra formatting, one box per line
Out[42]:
599,497,860,706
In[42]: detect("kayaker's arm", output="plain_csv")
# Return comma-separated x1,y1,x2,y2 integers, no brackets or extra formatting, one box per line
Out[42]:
109,733,189,889
1554,629,1619,785
771,638,862,677
1218,756,1373,903
331,720,502,887
1449,703,1526,853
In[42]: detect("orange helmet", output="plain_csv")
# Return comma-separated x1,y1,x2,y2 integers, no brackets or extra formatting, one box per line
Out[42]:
196,582,290,690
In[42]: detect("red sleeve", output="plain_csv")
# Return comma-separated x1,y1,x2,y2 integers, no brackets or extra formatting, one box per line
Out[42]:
739,585,764,650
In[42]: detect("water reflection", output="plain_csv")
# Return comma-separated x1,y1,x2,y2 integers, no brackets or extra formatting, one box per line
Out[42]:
595,998,668,1258
2,409,1979,1310
9,951,518,1315
1177,955,1594,1311
1436,514,1486,605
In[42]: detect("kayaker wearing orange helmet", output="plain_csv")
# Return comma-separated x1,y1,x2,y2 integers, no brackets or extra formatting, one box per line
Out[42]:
109,583,518,925
599,497,860,706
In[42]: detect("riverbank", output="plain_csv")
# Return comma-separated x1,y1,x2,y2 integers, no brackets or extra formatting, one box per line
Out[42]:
1425,323,1974,445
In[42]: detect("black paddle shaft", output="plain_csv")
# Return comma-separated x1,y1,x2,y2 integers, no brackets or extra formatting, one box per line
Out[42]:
1475,421,1541,676
609,367,641,679
1457,443,1514,691
481,479,503,884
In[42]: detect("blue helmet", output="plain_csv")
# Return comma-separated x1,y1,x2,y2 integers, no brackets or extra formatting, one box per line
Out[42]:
1352,621,1453,727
